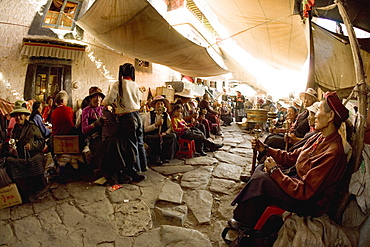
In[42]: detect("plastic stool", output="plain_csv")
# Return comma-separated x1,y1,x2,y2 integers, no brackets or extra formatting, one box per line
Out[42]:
254,205,286,230
176,139,196,158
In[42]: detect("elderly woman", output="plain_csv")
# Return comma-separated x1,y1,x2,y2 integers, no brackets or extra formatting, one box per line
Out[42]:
230,92,349,234
6,100,46,202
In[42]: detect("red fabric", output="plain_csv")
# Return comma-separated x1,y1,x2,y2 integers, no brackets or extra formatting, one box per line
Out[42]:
303,0,315,18
51,105,74,135
324,91,349,126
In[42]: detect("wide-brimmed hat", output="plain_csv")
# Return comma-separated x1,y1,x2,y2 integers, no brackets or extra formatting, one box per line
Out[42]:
175,89,194,98
150,95,169,108
10,100,31,117
306,101,320,114
299,88,318,102
86,86,105,100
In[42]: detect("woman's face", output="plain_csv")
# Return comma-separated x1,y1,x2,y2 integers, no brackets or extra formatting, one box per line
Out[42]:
308,111,316,127
304,95,316,108
14,113,27,125
286,107,297,121
38,105,43,114
91,95,102,107
47,98,53,105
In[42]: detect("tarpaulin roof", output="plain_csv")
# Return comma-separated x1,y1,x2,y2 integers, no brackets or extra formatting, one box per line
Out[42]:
313,23,370,96
202,0,308,71
76,0,228,77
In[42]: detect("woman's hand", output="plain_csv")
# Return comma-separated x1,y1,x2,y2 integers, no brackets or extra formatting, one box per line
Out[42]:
250,138,266,153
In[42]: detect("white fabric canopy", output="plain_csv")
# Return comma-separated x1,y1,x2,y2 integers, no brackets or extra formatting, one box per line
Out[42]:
202,0,308,71
313,23,370,93
76,0,228,77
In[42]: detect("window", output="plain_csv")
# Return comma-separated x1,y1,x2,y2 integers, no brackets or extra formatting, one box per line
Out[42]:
42,0,81,30
135,58,152,73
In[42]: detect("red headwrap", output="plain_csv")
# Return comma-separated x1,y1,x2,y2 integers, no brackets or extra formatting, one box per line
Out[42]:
323,91,349,126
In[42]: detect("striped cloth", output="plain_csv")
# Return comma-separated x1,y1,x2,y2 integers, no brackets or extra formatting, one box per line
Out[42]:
0,99,36,115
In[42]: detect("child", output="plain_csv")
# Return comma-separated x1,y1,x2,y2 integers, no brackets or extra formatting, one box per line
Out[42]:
171,104,222,156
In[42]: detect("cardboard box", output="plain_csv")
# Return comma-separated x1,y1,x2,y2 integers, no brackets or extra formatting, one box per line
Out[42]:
53,135,80,154
0,183,22,209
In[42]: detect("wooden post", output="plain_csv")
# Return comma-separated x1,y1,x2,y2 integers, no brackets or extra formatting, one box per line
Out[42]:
334,0,368,221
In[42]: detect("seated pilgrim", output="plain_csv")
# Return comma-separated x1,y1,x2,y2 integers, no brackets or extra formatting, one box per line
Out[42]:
5,101,46,202
199,93,222,136
171,104,222,156
230,92,349,232
143,95,178,165
263,88,319,151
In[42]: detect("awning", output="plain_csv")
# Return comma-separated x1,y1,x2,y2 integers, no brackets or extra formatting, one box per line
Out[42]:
20,39,86,60
76,0,228,77
313,23,370,95
201,0,308,71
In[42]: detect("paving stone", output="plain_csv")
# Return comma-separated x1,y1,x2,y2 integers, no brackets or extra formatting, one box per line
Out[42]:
133,225,212,247
51,186,70,200
114,200,152,237
213,163,243,181
214,151,249,166
10,203,34,220
0,220,13,244
185,156,219,166
12,216,42,239
154,205,188,226
209,178,237,194
158,179,183,204
0,207,11,220
66,181,107,202
164,158,185,166
217,194,240,220
184,190,213,224
180,166,213,190
37,206,69,237
107,184,141,203
75,197,114,221
139,180,165,208
135,168,166,187
56,201,85,227
151,164,195,175
33,194,57,213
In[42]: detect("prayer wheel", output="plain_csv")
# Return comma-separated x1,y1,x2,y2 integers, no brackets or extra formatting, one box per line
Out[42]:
246,109,268,123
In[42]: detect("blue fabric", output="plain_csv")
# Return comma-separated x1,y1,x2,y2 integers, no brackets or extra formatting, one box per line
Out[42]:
32,114,51,138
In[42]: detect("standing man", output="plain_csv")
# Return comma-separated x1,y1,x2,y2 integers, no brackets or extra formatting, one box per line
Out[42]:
103,63,147,182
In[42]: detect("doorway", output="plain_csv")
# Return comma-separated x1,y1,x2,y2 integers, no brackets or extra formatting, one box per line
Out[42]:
24,58,72,106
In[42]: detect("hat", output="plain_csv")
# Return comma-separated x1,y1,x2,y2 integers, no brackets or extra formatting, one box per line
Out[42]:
10,100,31,117
324,91,349,125
150,95,169,108
299,88,318,102
175,89,194,98
86,86,105,100
306,101,320,114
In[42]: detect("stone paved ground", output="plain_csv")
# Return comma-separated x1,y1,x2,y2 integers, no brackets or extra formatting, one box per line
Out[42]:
0,123,255,247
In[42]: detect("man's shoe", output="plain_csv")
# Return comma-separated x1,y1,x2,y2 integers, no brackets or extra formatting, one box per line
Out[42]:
199,151,207,156
228,219,251,230
129,172,146,182
155,156,163,166
118,173,133,184
240,175,251,183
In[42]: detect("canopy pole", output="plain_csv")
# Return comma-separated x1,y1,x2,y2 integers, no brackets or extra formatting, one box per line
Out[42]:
334,0,368,221
306,10,316,90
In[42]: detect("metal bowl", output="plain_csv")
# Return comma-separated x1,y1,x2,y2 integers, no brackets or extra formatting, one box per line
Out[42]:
246,109,269,123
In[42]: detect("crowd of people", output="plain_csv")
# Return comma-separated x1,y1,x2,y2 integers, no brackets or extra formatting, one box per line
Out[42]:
0,63,228,200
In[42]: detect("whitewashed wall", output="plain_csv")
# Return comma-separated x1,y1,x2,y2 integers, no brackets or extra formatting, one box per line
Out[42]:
0,0,181,109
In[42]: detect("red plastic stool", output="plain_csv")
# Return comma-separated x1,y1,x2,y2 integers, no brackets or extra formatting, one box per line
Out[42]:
176,139,196,158
254,205,286,230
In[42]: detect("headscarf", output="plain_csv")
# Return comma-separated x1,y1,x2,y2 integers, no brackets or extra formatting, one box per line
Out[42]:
324,91,349,128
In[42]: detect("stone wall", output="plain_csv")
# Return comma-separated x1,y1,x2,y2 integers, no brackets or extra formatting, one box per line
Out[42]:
0,0,181,109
